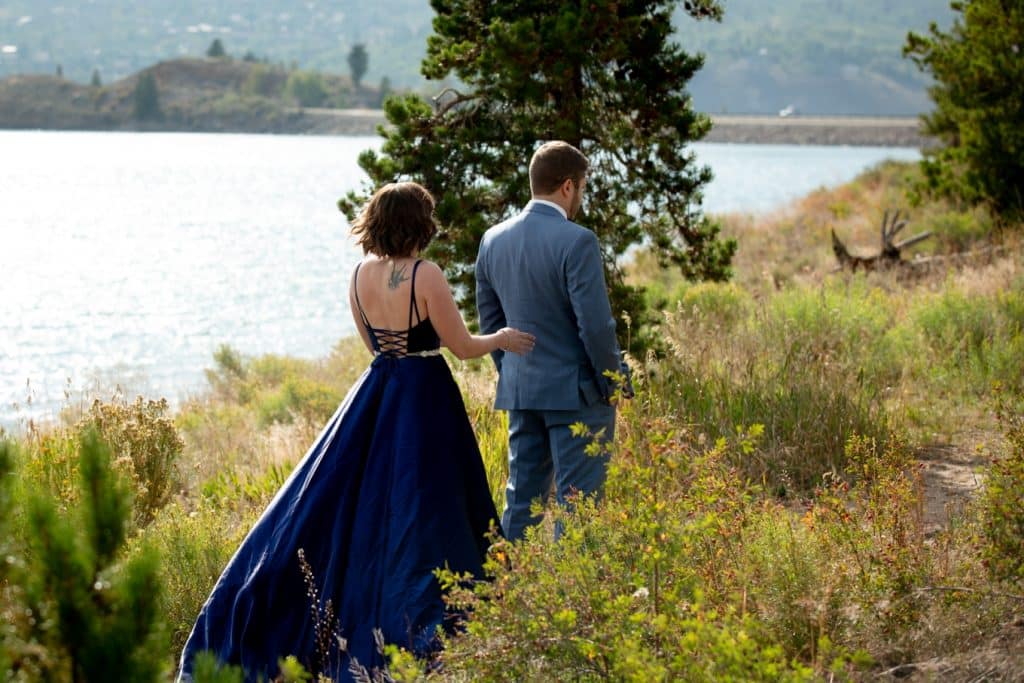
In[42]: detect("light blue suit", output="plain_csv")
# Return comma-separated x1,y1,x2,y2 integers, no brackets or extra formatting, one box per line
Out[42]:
476,201,624,540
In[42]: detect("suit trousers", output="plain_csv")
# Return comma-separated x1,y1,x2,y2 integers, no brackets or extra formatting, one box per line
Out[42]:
501,402,616,541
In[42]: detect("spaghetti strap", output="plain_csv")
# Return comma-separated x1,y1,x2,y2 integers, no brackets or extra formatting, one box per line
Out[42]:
352,262,376,358
408,259,424,327
352,263,373,329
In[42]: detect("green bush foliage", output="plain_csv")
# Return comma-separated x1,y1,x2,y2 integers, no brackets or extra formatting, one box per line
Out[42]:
981,406,1024,585
18,428,82,510
286,71,328,108
912,287,1024,395
131,501,251,653
439,406,815,681
241,64,286,98
191,651,245,683
21,429,167,681
203,346,345,428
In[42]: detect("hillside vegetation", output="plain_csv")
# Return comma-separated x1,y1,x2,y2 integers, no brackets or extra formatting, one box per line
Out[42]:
0,57,383,133
0,0,951,114
1,161,1022,680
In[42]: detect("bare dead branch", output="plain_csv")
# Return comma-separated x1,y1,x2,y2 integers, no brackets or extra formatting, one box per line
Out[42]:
431,87,481,117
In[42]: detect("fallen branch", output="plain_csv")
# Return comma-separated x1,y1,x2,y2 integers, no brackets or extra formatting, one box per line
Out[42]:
832,209,933,271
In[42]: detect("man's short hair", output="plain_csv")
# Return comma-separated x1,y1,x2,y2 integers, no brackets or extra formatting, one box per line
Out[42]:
529,141,589,196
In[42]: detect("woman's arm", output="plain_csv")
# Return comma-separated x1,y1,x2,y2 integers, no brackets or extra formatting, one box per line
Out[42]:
417,261,535,360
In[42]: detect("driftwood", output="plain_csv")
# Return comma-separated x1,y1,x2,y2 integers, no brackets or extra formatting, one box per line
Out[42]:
832,209,933,271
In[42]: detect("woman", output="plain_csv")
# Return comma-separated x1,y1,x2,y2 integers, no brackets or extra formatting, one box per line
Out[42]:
177,182,534,682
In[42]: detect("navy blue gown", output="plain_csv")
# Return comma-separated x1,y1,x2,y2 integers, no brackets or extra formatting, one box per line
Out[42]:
178,261,500,682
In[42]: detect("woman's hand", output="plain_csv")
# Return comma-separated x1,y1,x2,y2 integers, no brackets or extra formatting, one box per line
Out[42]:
498,327,536,355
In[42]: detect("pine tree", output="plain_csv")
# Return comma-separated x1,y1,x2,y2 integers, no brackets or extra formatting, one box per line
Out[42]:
904,0,1024,221
90,68,102,87
207,38,227,59
347,43,368,89
133,72,162,121
24,429,166,682
338,0,734,351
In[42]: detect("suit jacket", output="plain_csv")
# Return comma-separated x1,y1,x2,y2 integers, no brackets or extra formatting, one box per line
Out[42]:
476,201,623,411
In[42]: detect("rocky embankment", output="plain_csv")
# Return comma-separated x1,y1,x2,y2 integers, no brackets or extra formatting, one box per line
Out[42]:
704,114,929,147
296,110,930,146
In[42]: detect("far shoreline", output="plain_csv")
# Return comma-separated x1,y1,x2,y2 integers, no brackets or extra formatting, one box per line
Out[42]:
0,111,929,147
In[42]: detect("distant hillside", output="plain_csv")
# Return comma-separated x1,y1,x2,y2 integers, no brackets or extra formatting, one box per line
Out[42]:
0,1,430,89
0,57,383,134
0,1,952,115
674,0,953,115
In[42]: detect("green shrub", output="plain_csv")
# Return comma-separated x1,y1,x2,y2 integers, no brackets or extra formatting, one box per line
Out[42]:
806,436,930,649
981,407,1024,585
201,348,345,427
241,64,285,98
255,377,343,427
22,429,167,681
286,71,328,108
19,428,81,510
764,281,899,387
191,651,244,683
675,281,751,327
739,511,842,661
133,501,251,654
439,403,814,681
927,209,995,252
913,288,1024,394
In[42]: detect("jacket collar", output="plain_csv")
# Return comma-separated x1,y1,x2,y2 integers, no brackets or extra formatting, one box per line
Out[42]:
525,199,568,219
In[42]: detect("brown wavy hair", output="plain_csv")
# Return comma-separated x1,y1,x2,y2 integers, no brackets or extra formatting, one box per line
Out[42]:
350,182,438,257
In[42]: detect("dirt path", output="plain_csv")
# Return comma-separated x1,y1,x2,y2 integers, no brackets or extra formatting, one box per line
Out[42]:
918,441,985,535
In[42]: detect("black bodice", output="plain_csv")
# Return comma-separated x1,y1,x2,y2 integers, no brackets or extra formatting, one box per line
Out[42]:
353,260,441,357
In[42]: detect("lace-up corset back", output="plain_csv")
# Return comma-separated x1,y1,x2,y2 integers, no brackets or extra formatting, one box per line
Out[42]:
353,260,441,358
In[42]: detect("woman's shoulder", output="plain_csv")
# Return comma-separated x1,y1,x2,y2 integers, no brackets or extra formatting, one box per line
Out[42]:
413,259,448,290
353,255,378,272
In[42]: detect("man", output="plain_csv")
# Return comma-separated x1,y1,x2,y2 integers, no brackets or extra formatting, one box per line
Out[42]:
476,140,630,541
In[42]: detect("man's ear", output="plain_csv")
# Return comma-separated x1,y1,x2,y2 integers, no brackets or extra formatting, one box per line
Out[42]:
560,177,575,197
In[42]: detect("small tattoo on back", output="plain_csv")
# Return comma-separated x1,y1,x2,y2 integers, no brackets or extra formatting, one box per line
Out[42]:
387,263,410,290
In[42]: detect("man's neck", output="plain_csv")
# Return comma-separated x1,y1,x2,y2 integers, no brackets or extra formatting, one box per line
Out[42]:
528,197,568,219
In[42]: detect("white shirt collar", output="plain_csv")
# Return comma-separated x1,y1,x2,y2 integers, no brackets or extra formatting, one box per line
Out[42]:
526,198,567,219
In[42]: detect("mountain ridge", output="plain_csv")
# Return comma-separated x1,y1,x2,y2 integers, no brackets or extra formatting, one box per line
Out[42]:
0,1,953,115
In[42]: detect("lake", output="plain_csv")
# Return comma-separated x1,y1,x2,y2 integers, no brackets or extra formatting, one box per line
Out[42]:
0,131,920,428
